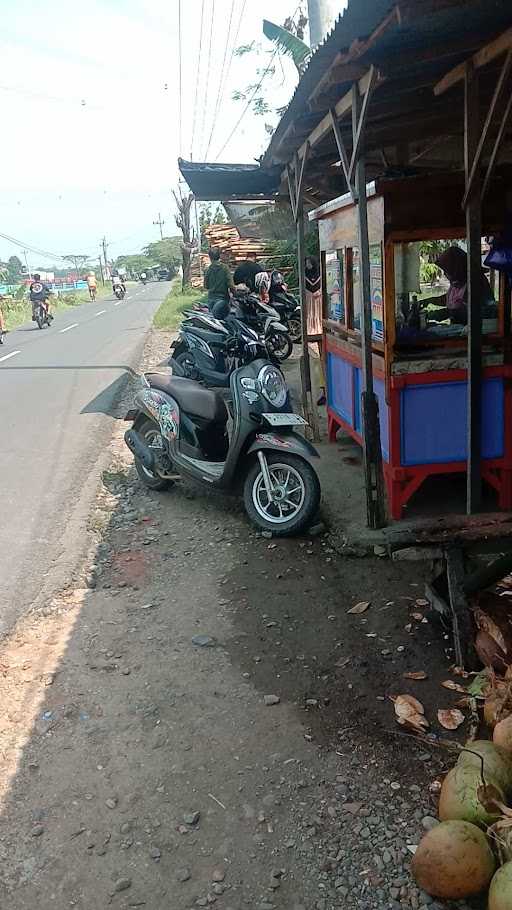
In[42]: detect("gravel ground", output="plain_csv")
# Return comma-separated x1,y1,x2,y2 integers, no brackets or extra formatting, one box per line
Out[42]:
0,329,482,910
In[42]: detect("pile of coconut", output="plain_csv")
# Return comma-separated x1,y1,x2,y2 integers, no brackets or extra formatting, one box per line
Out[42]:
412,717,512,906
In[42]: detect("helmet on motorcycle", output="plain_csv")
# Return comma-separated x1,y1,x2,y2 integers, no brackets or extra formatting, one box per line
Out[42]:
255,271,270,292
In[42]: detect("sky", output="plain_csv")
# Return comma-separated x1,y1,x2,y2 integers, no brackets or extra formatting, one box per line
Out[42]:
0,0,304,268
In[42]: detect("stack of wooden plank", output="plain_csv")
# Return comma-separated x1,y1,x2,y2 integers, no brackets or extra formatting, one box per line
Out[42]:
203,223,270,267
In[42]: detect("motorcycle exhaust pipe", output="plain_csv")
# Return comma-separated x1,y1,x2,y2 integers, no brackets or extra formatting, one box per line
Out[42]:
124,429,155,472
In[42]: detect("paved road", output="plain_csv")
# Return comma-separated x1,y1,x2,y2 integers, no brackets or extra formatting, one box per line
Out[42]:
0,280,171,635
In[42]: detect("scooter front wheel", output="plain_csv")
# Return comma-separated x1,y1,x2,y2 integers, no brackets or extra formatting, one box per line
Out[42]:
133,418,174,491
288,317,302,344
243,452,320,536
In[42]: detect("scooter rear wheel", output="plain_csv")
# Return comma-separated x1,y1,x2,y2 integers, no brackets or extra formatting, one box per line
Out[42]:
243,452,320,536
133,418,174,491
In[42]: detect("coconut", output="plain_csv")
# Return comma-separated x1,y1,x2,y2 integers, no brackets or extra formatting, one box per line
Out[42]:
494,716,512,755
457,740,512,793
438,764,504,828
411,819,495,899
488,861,512,910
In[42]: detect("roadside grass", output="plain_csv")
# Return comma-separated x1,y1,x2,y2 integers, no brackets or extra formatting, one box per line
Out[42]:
1,281,131,331
153,282,204,330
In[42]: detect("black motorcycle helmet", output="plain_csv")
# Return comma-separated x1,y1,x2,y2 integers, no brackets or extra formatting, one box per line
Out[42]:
270,270,284,290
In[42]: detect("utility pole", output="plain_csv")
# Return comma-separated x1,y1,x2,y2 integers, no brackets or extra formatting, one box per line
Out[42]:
98,256,105,285
23,249,31,279
101,236,109,277
153,213,165,240
307,0,338,48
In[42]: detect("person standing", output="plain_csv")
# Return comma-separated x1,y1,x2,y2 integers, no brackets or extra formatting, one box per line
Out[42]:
233,251,264,292
0,294,6,344
204,247,234,319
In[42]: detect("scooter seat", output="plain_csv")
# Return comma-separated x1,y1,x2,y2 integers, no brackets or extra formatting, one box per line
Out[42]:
183,325,228,345
145,374,228,423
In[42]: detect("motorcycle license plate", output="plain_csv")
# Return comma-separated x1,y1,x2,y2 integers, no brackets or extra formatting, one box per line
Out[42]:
262,413,307,427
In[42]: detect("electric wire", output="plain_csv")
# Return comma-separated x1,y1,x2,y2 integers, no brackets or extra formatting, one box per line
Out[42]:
190,0,206,159
203,0,237,159
198,0,216,157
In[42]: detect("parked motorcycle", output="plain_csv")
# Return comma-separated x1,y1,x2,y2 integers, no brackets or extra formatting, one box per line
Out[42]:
233,290,293,362
114,285,126,300
34,299,53,330
269,271,302,344
170,311,266,388
124,358,320,535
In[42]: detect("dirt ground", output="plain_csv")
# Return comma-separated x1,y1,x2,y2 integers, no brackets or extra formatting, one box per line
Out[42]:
0,331,480,910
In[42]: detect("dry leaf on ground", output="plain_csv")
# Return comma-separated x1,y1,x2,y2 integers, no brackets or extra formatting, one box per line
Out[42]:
415,598,429,608
438,708,465,730
441,680,466,693
403,671,428,680
411,612,424,622
347,601,370,615
392,694,429,732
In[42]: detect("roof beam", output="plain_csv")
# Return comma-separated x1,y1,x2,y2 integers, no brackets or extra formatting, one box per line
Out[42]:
348,66,378,185
434,26,512,95
462,48,512,207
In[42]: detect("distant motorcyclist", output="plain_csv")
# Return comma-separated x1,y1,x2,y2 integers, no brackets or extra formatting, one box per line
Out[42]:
0,294,6,344
30,273,52,321
140,271,147,284
112,272,126,294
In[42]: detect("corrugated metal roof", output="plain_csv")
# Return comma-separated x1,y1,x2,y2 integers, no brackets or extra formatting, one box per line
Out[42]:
178,158,281,201
262,0,396,165
263,0,512,167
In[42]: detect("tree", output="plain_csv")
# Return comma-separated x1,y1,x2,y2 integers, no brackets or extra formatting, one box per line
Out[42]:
142,238,181,273
114,254,155,275
64,254,91,275
7,255,23,283
173,188,196,290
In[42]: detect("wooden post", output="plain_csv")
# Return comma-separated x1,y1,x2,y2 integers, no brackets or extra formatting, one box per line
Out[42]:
352,83,386,529
464,62,482,514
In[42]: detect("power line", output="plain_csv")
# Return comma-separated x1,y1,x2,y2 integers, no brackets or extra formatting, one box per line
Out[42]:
214,46,279,162
204,0,237,159
178,0,183,154
204,0,247,158
199,0,216,157
190,0,206,159
0,231,68,262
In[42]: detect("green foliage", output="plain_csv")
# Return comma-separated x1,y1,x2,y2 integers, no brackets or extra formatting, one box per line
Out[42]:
114,253,154,274
142,237,181,274
7,255,23,283
153,281,204,330
262,20,310,70
265,227,320,291
420,240,453,261
420,259,441,286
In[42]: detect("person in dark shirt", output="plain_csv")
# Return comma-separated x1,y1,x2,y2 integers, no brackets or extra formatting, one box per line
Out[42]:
204,247,234,319
29,273,52,321
233,252,264,292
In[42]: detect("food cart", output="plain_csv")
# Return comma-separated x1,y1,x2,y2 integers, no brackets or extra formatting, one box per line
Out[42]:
310,172,511,519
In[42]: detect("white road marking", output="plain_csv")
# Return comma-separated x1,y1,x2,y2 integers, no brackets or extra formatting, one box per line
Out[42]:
59,323,78,334
95,309,107,316
0,349,21,363
114,301,122,307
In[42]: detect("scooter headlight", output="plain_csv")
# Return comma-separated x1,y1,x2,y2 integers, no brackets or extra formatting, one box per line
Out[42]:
258,365,287,408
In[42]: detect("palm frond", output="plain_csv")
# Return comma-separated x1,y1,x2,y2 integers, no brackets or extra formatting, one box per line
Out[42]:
262,20,311,69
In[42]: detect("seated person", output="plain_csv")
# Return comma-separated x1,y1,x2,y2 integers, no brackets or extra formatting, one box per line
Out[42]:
423,246,496,326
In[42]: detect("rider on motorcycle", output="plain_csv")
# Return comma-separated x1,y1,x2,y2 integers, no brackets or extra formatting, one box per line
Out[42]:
204,246,233,319
30,274,52,321
140,271,147,284
112,272,126,295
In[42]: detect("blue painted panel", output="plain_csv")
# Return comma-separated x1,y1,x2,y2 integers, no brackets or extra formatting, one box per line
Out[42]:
326,351,353,427
401,377,504,465
375,376,390,463
353,367,389,462
354,368,361,434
